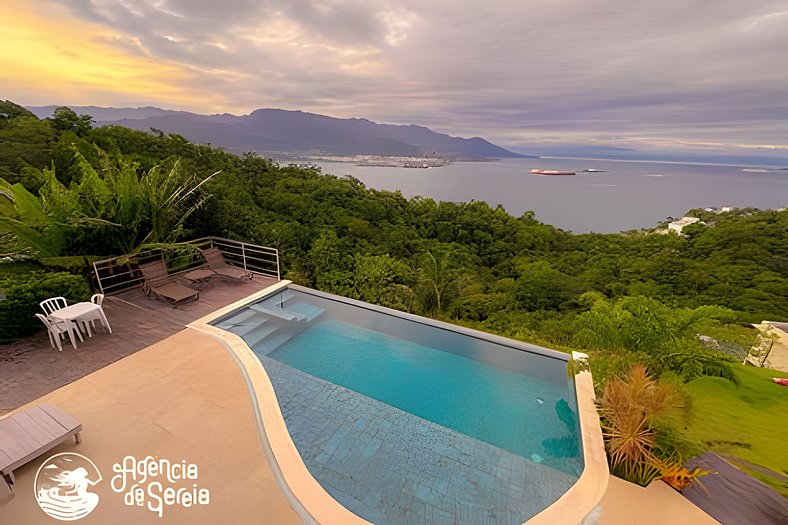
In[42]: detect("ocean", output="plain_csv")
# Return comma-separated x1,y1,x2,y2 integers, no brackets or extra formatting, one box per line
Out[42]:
314,158,788,233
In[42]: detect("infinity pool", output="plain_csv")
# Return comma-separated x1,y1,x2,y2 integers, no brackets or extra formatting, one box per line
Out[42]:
213,285,583,523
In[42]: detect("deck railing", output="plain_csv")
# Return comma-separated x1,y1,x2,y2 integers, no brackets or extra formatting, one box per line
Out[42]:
92,237,280,296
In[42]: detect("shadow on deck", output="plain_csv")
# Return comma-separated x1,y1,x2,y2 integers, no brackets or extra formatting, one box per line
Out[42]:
0,276,277,413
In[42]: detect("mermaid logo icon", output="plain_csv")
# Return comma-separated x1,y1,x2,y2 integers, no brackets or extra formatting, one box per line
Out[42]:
34,452,102,521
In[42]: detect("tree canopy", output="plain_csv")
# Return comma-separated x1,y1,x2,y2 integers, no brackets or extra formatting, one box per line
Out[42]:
1,103,784,382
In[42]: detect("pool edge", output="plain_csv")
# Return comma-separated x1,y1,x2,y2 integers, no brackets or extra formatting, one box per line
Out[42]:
526,352,609,524
190,283,609,525
189,280,371,525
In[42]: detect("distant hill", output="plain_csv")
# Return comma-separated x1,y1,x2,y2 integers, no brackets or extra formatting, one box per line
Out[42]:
27,105,527,159
28,105,178,122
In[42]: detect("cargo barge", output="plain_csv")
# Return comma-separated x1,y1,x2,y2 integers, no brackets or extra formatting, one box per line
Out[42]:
531,169,576,176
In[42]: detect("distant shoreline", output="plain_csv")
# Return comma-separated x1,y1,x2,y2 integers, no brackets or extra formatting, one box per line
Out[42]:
538,155,788,170
312,155,788,170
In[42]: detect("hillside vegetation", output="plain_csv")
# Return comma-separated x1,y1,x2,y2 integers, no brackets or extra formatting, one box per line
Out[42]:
2,101,787,486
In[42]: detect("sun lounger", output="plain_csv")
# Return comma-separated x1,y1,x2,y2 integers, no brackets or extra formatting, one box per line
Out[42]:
0,404,82,503
138,259,200,304
201,247,252,281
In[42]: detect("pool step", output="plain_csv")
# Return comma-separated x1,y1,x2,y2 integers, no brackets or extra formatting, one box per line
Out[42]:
249,304,303,321
244,322,282,347
214,309,260,330
266,291,296,308
217,296,328,355
253,330,300,356
284,302,325,322
231,317,272,338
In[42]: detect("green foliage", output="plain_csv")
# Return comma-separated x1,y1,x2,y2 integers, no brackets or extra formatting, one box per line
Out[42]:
2,146,218,258
305,229,354,294
0,100,36,120
48,107,94,137
516,260,587,311
414,248,470,315
1,101,785,490
0,178,64,257
448,293,511,321
350,254,415,311
572,294,746,383
0,115,54,173
0,271,90,342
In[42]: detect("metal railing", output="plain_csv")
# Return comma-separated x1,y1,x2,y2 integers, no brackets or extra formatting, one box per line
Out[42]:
92,237,280,296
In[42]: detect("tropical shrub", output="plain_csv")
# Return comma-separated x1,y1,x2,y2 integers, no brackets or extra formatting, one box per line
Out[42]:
0,271,90,342
598,364,706,487
448,293,511,321
1,148,219,259
651,457,709,491
573,294,746,384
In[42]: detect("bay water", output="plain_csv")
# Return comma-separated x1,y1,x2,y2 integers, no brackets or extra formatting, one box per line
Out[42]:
316,158,788,233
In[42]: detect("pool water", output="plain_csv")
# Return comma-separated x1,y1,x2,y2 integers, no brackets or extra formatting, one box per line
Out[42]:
269,317,580,472
213,286,583,523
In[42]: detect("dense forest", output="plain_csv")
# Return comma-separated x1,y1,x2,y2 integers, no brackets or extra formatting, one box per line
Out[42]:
2,100,786,486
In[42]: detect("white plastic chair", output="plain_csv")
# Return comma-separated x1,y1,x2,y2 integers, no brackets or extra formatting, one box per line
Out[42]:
35,314,80,351
81,293,111,334
82,293,104,336
40,296,68,316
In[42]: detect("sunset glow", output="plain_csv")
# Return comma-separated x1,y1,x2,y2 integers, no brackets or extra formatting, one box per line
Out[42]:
0,3,210,110
1,0,786,156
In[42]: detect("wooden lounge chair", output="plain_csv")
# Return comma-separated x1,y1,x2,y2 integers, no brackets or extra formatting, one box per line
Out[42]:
0,404,82,503
138,259,200,304
201,247,252,281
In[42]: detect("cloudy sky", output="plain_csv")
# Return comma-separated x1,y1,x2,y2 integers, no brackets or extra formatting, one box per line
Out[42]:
2,0,787,156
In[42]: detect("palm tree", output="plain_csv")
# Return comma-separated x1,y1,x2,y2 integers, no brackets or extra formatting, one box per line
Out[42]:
417,250,463,315
1,148,220,258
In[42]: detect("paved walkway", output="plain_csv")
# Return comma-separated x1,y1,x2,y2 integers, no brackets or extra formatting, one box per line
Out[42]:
1,329,300,524
0,276,275,413
683,453,788,525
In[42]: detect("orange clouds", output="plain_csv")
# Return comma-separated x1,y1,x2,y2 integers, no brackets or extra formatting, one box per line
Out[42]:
0,2,216,109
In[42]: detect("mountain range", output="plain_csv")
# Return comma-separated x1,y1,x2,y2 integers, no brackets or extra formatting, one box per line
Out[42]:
27,106,526,159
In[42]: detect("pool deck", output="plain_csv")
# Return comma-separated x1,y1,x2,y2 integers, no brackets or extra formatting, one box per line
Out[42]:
0,276,276,414
0,282,718,524
599,476,718,524
1,329,300,524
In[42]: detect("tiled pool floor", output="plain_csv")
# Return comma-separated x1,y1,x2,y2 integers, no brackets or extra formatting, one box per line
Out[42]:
262,357,577,524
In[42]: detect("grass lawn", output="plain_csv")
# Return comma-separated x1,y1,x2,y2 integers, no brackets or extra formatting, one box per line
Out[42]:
684,363,788,496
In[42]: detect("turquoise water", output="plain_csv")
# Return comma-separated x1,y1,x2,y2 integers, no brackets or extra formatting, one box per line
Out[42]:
268,316,580,471
215,287,585,521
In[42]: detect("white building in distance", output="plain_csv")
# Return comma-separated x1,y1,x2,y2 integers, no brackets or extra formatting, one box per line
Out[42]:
668,216,701,234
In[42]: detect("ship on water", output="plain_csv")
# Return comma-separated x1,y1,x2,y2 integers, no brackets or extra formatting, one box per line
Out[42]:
531,169,576,176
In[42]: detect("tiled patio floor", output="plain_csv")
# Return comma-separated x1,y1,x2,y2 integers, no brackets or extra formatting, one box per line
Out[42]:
0,276,276,413
1,329,300,524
